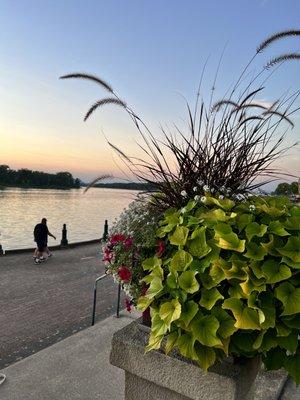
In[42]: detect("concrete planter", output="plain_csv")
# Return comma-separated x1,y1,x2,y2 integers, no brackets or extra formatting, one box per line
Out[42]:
110,319,261,400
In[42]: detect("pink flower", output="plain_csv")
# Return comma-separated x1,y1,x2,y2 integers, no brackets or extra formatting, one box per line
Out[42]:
124,237,133,250
156,240,165,257
110,233,126,245
125,298,132,313
118,266,132,283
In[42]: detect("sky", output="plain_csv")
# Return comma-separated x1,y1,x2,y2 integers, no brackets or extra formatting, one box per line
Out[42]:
0,0,299,187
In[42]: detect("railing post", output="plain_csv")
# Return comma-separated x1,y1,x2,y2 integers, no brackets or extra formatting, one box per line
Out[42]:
91,280,98,326
60,223,68,247
102,220,108,241
116,283,121,318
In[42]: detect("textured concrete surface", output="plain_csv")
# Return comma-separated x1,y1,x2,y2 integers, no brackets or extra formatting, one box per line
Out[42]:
0,313,298,400
111,320,298,400
0,243,124,368
0,312,138,400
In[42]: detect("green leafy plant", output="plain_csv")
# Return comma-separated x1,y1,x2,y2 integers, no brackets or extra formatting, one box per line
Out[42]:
137,194,300,381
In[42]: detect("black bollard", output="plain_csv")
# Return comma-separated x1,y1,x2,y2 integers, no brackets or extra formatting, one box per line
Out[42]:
60,223,68,247
102,220,108,241
0,244,3,256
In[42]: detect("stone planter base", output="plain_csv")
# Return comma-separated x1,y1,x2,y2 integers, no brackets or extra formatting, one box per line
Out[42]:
110,320,261,400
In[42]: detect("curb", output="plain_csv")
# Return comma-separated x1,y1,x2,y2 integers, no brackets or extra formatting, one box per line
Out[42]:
2,239,102,255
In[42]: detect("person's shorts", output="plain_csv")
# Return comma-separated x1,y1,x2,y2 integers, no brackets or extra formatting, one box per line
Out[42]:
36,241,46,252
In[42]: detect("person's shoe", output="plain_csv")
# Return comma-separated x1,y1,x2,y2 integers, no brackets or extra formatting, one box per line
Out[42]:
48,253,52,258
34,259,41,264
39,257,46,262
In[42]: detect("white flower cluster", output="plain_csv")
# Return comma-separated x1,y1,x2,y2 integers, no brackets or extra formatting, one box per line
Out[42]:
109,197,160,248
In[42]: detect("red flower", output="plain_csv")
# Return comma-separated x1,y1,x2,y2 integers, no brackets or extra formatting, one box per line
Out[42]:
125,298,132,313
124,237,133,250
103,248,113,263
118,266,132,283
110,233,126,245
156,240,165,257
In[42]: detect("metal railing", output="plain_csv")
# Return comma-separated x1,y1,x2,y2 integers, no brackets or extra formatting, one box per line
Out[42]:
91,274,121,326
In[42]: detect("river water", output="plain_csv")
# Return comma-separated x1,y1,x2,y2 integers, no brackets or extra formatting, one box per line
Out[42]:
0,188,137,250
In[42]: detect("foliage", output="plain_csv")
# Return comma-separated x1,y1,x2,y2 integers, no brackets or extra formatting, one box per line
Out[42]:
136,194,300,382
274,182,299,196
102,198,162,306
61,29,300,211
0,165,80,189
61,29,300,382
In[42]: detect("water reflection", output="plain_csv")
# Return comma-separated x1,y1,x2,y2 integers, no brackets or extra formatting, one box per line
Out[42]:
0,188,136,250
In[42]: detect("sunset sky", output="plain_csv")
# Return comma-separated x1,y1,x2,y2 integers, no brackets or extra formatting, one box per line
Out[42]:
1,0,299,186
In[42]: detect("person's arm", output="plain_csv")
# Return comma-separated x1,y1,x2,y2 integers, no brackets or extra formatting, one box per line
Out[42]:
47,228,56,240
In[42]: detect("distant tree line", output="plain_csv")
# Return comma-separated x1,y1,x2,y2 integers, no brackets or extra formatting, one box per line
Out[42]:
274,181,298,196
0,165,81,189
92,182,156,191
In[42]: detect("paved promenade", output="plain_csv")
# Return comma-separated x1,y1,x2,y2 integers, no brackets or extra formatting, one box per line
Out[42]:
0,312,299,400
0,243,123,369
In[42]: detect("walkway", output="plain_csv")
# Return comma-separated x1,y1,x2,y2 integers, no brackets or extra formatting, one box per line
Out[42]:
0,243,123,369
0,313,299,400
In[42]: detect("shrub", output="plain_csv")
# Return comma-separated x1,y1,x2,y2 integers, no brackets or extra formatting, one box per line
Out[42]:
136,193,300,381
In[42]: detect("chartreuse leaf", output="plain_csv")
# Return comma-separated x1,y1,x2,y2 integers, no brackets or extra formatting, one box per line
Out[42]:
261,259,291,283
194,343,216,371
145,310,168,352
145,276,164,300
259,204,285,217
145,332,164,352
240,270,266,296
169,226,189,246
214,223,245,252
224,258,248,280
191,314,222,347
211,307,236,339
277,330,298,353
178,270,199,294
275,282,300,315
187,226,211,258
209,258,227,283
277,237,300,263
263,347,286,370
179,300,199,329
166,273,177,289
276,322,291,337
142,256,162,271
159,298,181,328
253,330,266,350
170,250,193,273
199,287,224,310
285,354,300,385
181,200,196,214
245,222,267,241
250,261,265,279
244,242,267,260
165,331,179,354
209,197,235,211
281,256,300,270
136,295,153,311
282,314,300,329
222,298,261,330
228,284,247,299
283,216,300,231
259,292,276,330
269,221,290,236
236,213,253,231
176,333,196,359
200,208,235,224
261,235,282,257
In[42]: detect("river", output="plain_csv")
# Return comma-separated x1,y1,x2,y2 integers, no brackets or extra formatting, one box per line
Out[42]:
0,187,137,250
